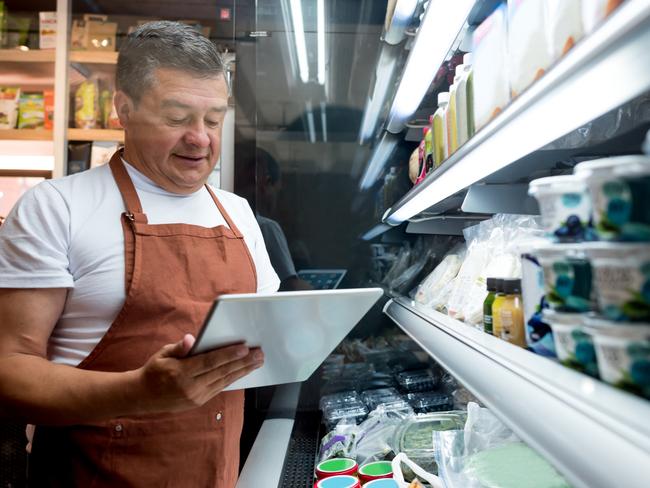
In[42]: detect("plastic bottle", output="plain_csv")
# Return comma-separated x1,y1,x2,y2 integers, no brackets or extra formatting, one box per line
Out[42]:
499,279,526,347
483,277,498,334
462,53,475,140
423,126,433,174
432,92,449,168
447,82,458,155
491,279,507,339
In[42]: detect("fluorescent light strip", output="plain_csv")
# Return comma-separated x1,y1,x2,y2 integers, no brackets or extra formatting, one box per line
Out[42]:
317,0,326,85
280,0,299,82
387,1,650,224
359,44,399,144
386,0,474,133
306,100,316,143
361,223,392,241
289,0,309,83
359,133,398,190
320,102,328,142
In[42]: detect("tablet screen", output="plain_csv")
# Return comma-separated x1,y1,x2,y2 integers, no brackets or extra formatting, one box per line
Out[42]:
297,269,347,289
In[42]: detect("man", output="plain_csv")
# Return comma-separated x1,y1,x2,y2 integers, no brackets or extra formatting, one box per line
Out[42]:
0,21,279,487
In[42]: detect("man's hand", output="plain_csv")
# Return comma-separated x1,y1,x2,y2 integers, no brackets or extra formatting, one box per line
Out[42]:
135,334,264,413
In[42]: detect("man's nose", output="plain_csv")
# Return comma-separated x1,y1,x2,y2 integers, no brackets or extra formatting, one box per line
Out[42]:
184,121,211,147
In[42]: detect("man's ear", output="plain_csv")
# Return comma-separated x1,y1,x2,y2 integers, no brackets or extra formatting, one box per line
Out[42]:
114,90,134,129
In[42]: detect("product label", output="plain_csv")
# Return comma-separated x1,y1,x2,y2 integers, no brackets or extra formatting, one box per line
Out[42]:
590,177,631,238
483,314,493,334
598,343,628,383
537,192,591,238
593,260,650,320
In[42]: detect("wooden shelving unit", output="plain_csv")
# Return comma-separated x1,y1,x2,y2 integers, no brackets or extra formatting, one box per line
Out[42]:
69,51,118,64
67,128,124,142
0,129,53,141
0,49,56,63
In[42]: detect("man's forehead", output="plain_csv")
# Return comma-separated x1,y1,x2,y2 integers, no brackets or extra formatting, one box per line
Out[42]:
160,98,227,112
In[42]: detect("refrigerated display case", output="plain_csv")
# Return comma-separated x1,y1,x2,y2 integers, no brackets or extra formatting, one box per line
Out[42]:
234,1,650,487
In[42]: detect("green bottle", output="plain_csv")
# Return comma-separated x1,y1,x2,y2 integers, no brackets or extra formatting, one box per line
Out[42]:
483,278,499,334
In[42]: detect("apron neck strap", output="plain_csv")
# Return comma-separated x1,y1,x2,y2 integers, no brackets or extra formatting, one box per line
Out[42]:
205,185,244,238
109,150,144,216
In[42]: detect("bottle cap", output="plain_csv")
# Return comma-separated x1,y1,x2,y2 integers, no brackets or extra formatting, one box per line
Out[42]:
463,52,473,65
454,64,465,82
486,277,498,292
437,92,450,105
503,279,522,294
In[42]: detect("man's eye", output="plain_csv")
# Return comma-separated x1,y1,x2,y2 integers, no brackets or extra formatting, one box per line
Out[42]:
206,120,220,128
167,117,186,125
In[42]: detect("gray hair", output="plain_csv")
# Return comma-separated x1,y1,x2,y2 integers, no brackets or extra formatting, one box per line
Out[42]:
116,21,226,104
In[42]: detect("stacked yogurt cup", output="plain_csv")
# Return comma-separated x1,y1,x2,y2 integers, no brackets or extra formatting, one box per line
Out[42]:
528,155,650,399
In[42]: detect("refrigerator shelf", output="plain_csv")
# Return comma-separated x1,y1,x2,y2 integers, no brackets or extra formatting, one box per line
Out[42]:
384,296,650,488
383,0,650,225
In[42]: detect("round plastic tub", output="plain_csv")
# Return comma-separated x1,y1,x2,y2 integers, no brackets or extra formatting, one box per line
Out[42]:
584,316,650,398
574,156,650,241
358,460,393,484
534,244,593,313
315,475,361,488
528,174,592,242
543,310,598,376
316,458,358,480
363,479,399,488
582,242,650,321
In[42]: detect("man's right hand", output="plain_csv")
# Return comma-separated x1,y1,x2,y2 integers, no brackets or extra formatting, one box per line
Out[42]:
134,334,264,414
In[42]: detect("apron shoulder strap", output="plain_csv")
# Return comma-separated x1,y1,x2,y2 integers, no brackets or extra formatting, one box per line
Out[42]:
108,150,148,223
205,185,244,238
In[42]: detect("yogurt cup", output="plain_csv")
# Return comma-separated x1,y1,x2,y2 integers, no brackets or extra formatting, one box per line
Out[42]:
315,475,361,488
574,156,650,241
528,174,592,242
364,479,399,488
583,242,650,321
521,251,556,357
584,316,650,398
316,458,358,480
544,310,598,376
534,244,594,313
358,460,393,484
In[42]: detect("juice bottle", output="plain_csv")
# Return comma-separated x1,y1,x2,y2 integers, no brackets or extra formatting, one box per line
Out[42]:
483,277,498,334
447,83,458,155
499,279,526,347
491,279,507,339
432,92,449,168
463,53,475,139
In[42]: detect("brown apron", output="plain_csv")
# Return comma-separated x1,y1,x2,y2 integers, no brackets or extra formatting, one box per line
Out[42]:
29,152,258,488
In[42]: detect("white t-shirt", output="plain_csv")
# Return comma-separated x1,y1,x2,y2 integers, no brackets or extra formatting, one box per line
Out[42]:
0,161,280,366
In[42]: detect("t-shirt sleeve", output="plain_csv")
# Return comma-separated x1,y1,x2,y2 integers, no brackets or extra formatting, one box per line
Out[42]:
237,198,280,294
0,181,74,288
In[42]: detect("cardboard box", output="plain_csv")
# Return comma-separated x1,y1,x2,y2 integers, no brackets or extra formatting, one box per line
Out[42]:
0,86,20,129
71,14,117,51
43,89,54,129
39,11,57,49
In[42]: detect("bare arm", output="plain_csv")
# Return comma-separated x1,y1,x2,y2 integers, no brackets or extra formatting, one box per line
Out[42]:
0,288,263,425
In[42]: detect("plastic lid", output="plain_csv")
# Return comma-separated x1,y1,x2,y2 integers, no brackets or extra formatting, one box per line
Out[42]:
486,277,499,292
437,92,450,105
503,278,521,294
358,460,393,476
528,174,586,194
463,52,473,65
574,156,650,177
317,458,357,473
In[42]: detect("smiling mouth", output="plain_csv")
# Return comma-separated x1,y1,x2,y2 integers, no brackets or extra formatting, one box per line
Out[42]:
174,154,208,163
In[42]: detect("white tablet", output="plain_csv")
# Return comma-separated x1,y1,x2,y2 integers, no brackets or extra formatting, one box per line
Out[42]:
189,288,383,390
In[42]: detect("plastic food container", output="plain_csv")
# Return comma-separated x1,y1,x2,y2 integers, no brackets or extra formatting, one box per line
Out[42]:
544,310,598,377
406,392,453,413
528,175,592,242
393,411,466,475
361,388,402,410
584,316,650,398
583,242,650,321
323,403,368,429
358,460,393,484
395,369,440,393
574,156,650,241
320,391,362,411
316,458,358,480
363,479,399,488
520,251,556,357
534,244,594,313
314,475,361,488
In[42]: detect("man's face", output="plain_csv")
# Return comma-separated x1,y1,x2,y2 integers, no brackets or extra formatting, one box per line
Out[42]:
117,68,228,194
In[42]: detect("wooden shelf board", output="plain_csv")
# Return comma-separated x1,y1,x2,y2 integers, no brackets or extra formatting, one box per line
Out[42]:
68,128,124,142
0,129,53,141
0,49,55,63
69,51,118,65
